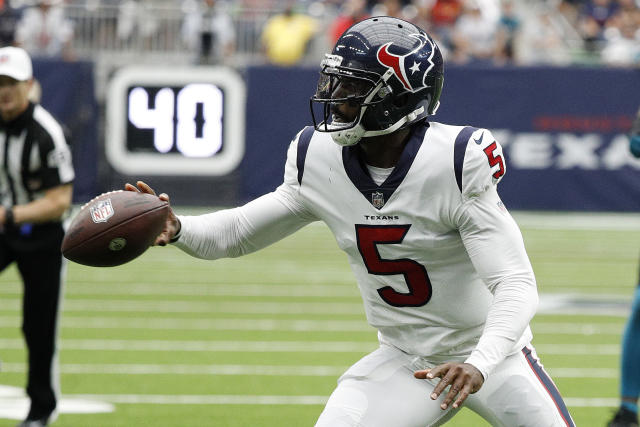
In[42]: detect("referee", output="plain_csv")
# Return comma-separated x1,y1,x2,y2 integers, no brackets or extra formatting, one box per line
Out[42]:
0,47,74,427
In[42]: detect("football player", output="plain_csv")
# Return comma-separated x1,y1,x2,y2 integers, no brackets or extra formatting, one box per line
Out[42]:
608,109,640,427
128,17,575,426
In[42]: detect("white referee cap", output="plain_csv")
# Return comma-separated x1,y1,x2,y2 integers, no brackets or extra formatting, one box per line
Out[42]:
0,47,33,81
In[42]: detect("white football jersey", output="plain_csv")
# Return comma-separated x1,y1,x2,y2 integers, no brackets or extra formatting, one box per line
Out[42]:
175,120,537,378
277,121,535,368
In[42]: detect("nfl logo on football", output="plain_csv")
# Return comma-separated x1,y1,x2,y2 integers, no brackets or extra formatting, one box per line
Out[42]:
372,191,385,209
90,199,115,223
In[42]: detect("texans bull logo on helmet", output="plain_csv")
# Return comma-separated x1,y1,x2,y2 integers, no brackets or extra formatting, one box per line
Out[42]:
376,34,437,93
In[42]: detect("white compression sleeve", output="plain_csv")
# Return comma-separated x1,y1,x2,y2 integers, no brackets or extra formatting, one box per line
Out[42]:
172,192,313,260
456,189,538,379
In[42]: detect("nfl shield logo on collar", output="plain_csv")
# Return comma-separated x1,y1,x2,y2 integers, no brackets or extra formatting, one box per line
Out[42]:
372,191,385,209
90,199,114,223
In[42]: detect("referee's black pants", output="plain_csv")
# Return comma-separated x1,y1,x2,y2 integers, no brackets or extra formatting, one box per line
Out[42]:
0,223,65,421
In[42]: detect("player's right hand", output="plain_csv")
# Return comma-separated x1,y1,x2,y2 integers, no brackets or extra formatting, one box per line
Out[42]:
414,362,484,410
125,181,180,246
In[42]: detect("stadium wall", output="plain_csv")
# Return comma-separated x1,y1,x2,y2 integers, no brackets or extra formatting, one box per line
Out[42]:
35,60,640,211
33,59,98,204
242,65,640,212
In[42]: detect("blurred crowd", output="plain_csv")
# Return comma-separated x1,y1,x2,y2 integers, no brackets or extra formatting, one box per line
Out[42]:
557,0,640,65
0,0,74,59
0,0,638,67
321,0,640,67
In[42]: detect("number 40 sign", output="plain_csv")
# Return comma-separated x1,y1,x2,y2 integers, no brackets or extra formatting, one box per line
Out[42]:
129,84,224,158
106,66,246,176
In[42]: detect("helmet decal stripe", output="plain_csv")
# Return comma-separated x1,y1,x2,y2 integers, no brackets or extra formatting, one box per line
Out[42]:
376,34,436,93
377,43,412,91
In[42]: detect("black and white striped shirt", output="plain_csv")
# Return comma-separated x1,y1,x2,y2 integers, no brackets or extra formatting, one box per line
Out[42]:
0,102,74,217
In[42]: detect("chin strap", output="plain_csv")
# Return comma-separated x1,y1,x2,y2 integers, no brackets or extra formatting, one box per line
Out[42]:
330,105,426,146
363,106,425,137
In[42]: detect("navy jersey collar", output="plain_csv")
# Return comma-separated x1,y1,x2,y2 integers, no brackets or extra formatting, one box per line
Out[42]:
342,121,429,209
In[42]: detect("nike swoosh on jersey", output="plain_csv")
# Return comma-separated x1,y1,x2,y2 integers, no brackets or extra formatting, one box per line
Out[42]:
473,132,484,145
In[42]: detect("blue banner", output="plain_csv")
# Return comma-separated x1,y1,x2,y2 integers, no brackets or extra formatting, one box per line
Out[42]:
439,66,640,211
242,65,640,212
33,59,98,203
33,61,640,211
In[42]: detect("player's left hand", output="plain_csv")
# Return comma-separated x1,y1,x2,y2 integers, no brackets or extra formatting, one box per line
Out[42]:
124,181,180,246
414,362,484,410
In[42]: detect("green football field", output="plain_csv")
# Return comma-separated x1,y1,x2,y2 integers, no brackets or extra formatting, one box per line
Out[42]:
1,210,639,426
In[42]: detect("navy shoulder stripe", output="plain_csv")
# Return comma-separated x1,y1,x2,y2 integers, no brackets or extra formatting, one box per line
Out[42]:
296,126,314,186
453,126,479,193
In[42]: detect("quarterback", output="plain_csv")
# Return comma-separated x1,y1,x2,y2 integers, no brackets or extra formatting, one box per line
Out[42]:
128,17,575,427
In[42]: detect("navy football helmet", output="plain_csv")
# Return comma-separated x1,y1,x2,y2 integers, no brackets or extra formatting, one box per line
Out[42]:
310,16,444,146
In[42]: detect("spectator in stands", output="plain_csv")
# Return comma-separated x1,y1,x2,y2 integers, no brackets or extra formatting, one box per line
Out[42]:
233,0,278,54
518,8,571,65
425,0,463,51
328,0,369,45
556,0,588,26
450,0,498,64
371,0,405,18
15,0,74,60
617,0,640,17
600,4,640,66
578,0,620,51
583,0,620,27
0,0,20,47
116,0,137,44
493,0,520,65
410,1,434,41
429,0,464,27
117,0,161,50
182,0,235,64
261,3,317,66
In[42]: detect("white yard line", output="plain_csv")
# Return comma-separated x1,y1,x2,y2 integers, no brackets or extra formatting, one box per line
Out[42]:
530,322,624,335
537,293,631,317
0,316,623,335
70,394,328,405
0,363,617,379
1,363,346,376
0,299,366,315
511,212,640,230
0,299,367,314
563,398,620,407
10,393,616,407
0,338,621,355
0,385,115,420
546,368,618,378
0,338,376,353
0,293,631,316
535,344,620,355
0,316,374,332
0,283,359,297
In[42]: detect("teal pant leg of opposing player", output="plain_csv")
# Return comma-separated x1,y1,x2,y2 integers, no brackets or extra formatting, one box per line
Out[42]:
630,135,640,158
620,272,640,413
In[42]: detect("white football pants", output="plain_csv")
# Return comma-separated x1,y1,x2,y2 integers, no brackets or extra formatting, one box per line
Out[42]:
315,344,575,427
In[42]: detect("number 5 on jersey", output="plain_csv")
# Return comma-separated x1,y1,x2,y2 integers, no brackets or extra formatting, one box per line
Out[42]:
356,225,432,307
483,141,505,179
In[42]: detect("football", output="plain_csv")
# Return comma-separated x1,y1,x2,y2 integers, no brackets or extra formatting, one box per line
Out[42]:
61,190,169,267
